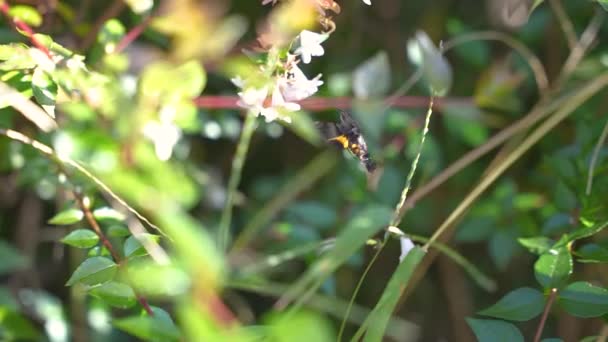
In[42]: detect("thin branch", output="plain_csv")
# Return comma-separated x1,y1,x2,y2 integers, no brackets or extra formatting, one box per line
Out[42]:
534,288,558,342
442,31,549,94
0,2,53,59
555,9,605,87
548,0,577,50
586,117,608,195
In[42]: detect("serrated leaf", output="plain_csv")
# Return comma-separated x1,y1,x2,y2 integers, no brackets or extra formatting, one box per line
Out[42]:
66,257,117,286
518,236,554,255
89,281,136,308
558,282,608,318
60,229,99,248
48,208,83,225
478,287,544,321
466,318,524,342
534,248,572,289
92,207,126,222
114,306,180,341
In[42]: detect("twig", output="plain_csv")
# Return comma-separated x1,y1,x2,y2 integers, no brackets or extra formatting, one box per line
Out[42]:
548,0,578,50
442,31,549,94
586,118,608,195
555,9,605,87
391,95,434,226
218,110,257,251
0,2,53,59
534,288,558,342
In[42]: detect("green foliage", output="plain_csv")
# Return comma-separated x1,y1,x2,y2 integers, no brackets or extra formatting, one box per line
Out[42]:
1,1,608,341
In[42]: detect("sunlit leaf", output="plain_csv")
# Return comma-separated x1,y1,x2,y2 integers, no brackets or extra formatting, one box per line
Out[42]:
407,31,452,95
518,236,553,255
534,247,572,289
66,257,117,286
124,234,161,258
60,229,99,248
127,261,190,297
31,67,57,118
8,5,42,27
89,281,136,308
114,306,181,341
92,207,126,222
0,307,41,340
48,208,83,225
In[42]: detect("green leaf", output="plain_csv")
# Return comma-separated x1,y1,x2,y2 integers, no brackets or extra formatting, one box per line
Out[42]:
575,243,608,263
0,240,28,275
60,229,99,248
8,5,42,27
92,207,126,222
0,44,36,70
518,236,554,255
352,51,391,99
359,247,426,341
48,208,83,225
124,234,160,258
107,225,131,238
66,257,117,286
558,282,608,318
31,67,57,118
596,0,608,12
478,287,545,321
286,201,337,230
127,261,190,297
407,31,452,95
114,307,181,341
466,318,524,342
276,206,392,309
534,247,572,289
0,307,41,340
89,281,136,308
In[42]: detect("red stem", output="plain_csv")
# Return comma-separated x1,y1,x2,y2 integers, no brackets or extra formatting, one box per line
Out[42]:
193,95,472,111
534,288,558,342
114,15,153,53
0,2,53,59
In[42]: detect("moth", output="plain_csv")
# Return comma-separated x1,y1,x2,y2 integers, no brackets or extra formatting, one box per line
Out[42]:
317,111,377,173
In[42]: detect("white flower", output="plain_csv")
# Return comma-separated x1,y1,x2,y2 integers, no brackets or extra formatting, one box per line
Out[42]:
142,121,181,161
294,30,328,64
236,86,268,110
399,237,415,262
362,0,371,5
279,62,323,101
259,87,299,123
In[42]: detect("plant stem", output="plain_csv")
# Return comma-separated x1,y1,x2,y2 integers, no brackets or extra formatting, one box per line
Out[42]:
391,95,434,227
218,110,257,251
534,288,558,342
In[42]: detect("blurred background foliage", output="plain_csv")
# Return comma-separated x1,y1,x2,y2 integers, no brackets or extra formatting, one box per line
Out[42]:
1,0,608,341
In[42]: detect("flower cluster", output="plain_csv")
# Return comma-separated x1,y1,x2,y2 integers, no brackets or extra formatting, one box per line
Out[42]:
233,29,327,123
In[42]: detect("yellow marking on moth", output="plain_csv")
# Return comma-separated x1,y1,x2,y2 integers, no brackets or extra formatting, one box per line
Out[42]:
328,135,349,149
